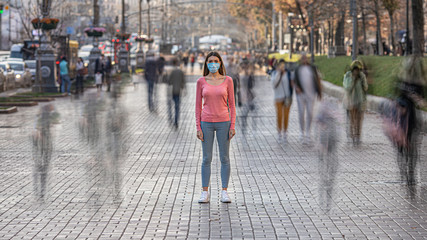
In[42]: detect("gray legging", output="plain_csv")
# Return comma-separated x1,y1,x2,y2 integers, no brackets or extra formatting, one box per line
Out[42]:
297,94,316,136
200,121,231,189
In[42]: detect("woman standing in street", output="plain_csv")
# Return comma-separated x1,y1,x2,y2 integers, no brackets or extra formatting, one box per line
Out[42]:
271,59,293,143
343,60,368,146
76,57,85,94
195,51,236,203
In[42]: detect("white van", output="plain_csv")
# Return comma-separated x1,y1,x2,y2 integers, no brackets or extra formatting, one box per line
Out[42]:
9,44,24,60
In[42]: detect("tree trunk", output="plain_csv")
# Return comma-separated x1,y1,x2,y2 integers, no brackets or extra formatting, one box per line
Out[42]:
374,0,383,55
315,29,320,54
411,0,425,56
361,2,367,55
93,0,99,26
388,11,395,55
335,12,345,46
18,11,34,40
328,20,332,49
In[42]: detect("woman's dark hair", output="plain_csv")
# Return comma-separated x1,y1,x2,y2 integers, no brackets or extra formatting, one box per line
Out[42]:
172,58,179,66
203,51,226,76
78,57,83,62
61,56,67,61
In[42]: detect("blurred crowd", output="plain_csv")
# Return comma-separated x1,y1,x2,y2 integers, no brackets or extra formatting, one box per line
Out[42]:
31,49,426,206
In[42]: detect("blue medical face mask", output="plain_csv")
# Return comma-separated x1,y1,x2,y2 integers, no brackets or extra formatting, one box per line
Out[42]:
207,62,220,73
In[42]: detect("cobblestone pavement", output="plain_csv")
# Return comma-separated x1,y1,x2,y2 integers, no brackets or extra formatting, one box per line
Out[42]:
0,75,426,240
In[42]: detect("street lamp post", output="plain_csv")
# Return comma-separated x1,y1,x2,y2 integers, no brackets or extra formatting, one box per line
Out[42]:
350,0,358,61
309,3,314,64
32,0,57,93
136,0,144,69
405,0,409,56
271,2,276,51
88,0,102,78
146,0,152,51
278,11,283,51
118,0,130,73
147,0,151,39
288,12,294,59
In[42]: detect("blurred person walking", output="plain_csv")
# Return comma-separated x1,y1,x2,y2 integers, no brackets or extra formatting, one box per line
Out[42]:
271,59,293,143
59,57,71,95
227,56,241,107
105,56,112,92
32,104,58,199
190,53,195,73
196,51,236,204
294,54,322,143
198,53,205,71
95,54,105,90
168,58,186,129
76,57,85,94
382,56,426,185
145,53,158,112
315,100,340,212
240,60,257,134
183,52,189,68
343,60,368,146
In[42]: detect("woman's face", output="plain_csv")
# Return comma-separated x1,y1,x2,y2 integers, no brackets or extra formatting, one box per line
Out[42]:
352,68,360,76
207,56,220,64
278,62,285,71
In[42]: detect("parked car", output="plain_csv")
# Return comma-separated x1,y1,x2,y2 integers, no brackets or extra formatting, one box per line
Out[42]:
81,56,89,67
9,44,24,60
0,62,16,90
8,60,27,87
25,60,36,81
0,68,5,92
78,45,93,58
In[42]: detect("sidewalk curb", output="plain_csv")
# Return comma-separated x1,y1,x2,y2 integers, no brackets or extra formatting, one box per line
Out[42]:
321,80,427,131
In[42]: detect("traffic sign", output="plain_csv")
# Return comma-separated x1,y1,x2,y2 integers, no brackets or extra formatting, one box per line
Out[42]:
66,27,75,35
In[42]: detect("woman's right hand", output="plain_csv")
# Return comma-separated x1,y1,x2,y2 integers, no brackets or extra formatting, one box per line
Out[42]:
197,130,204,142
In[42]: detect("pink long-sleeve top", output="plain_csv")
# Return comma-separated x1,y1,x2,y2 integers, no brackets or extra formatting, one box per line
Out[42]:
195,76,236,131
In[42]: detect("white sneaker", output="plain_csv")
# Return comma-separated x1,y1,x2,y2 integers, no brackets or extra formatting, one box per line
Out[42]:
277,132,282,140
198,191,209,203
221,190,231,203
282,132,288,144
305,133,312,144
299,133,305,143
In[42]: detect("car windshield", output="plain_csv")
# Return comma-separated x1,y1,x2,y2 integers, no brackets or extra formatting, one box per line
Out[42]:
10,52,23,59
0,64,6,71
9,63,24,71
26,62,36,68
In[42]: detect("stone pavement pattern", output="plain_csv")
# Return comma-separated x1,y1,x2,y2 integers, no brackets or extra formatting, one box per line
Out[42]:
0,75,426,239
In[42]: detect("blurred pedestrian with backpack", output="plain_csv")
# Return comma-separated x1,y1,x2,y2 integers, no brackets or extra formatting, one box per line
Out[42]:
168,58,186,129
144,52,158,112
271,59,293,143
381,56,426,185
294,54,322,143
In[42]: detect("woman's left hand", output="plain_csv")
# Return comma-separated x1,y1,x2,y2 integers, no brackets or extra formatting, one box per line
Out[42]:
229,129,236,140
